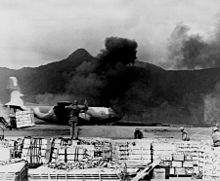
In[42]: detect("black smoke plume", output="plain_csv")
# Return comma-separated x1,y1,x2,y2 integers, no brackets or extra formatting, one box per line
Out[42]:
66,37,139,111
96,37,137,70
168,22,220,69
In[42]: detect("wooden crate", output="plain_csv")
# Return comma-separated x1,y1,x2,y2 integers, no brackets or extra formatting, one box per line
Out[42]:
0,161,28,181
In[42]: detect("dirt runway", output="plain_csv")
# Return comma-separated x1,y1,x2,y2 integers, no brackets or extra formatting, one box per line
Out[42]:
2,123,213,142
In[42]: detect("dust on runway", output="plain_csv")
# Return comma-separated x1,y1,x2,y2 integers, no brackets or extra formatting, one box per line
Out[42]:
3,124,70,138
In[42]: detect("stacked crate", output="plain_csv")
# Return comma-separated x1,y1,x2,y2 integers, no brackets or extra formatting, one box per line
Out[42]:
79,137,112,159
170,141,200,177
82,145,95,158
152,140,202,178
21,137,48,165
152,167,169,179
16,138,25,158
112,139,152,169
0,147,11,164
197,140,212,179
127,139,152,164
52,145,91,163
8,139,17,149
15,110,35,128
174,141,201,177
35,138,48,164
52,137,76,147
21,137,33,163
0,139,17,164
7,139,18,159
170,152,188,176
0,139,9,148
50,137,78,163
112,139,130,162
0,138,22,159
152,141,177,168
202,147,220,179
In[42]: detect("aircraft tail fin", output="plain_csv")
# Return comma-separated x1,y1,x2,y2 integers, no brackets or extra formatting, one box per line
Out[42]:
84,99,88,107
5,76,24,107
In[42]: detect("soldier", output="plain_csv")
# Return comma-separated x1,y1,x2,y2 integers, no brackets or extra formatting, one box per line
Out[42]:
134,128,144,139
65,100,88,140
212,126,220,147
180,127,190,141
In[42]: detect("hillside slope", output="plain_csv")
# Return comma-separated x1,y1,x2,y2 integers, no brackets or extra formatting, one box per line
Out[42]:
0,49,220,125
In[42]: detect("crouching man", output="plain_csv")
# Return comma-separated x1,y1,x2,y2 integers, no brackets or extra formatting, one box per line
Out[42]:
134,128,144,139
180,127,190,141
212,127,220,147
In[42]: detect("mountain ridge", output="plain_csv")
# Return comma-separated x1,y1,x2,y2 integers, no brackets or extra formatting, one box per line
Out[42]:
0,49,220,125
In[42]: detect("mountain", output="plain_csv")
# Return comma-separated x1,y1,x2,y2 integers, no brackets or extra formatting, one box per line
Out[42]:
1,49,220,126
0,49,96,103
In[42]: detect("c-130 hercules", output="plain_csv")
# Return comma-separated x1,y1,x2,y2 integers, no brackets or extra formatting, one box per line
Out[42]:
4,77,120,125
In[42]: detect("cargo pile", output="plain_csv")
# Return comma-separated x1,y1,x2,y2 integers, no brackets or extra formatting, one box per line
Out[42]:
50,137,80,163
51,137,75,148
112,139,152,174
7,139,25,159
201,146,220,179
52,145,90,163
0,147,11,165
152,140,203,179
0,137,126,180
2,136,220,180
0,139,19,165
15,110,35,128
0,139,28,180
30,137,125,180
152,141,177,167
174,141,201,177
78,137,112,159
21,137,48,165
112,139,130,161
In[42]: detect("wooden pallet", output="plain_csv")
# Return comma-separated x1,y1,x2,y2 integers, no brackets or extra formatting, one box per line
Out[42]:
29,167,123,181
30,173,121,180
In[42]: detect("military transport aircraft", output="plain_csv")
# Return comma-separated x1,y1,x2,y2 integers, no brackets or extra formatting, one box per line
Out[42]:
32,101,120,125
5,77,120,125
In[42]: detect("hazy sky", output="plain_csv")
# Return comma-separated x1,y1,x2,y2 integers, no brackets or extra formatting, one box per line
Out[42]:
0,0,220,69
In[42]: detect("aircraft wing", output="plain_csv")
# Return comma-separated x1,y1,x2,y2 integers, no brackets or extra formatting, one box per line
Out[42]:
79,107,118,121
31,106,57,122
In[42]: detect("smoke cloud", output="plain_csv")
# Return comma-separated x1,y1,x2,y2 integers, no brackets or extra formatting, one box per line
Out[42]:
97,37,137,67
204,82,220,125
35,93,74,106
65,36,139,111
168,21,220,69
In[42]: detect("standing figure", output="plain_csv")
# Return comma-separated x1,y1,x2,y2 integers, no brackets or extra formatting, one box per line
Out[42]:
65,100,88,140
180,127,190,141
212,126,220,147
